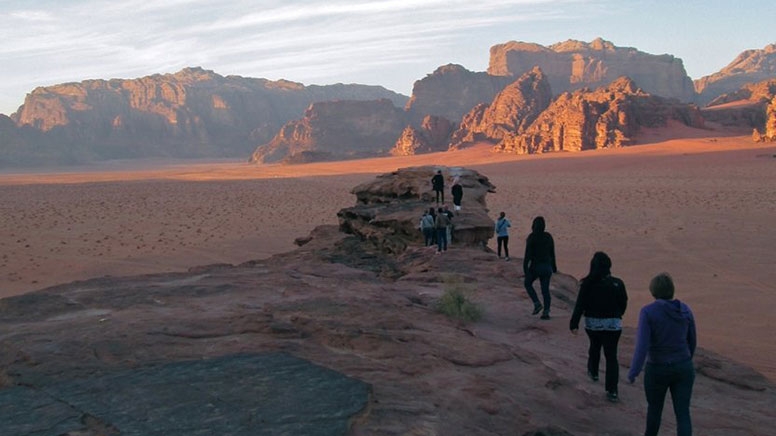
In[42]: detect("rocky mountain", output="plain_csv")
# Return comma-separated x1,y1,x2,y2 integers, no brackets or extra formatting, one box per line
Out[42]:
450,66,553,148
404,64,513,124
2,67,408,167
694,43,776,106
496,77,704,154
390,115,455,156
488,38,696,103
250,99,408,163
2,166,774,436
700,79,776,138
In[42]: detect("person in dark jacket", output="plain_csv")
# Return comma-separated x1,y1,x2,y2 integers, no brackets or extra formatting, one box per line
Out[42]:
570,252,628,402
451,176,463,211
431,170,445,204
628,273,697,436
434,207,450,253
522,216,556,319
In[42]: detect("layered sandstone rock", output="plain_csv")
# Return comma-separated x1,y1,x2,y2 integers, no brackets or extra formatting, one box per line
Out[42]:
488,38,696,102
404,64,513,124
702,79,776,134
695,43,776,106
496,77,704,154
251,99,408,163
450,67,552,148
337,166,496,254
6,67,407,166
390,115,454,156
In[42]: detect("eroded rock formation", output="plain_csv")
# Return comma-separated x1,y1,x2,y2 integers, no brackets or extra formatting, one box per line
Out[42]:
390,115,455,156
450,67,552,148
488,38,696,102
695,43,776,106
496,77,704,154
250,99,408,163
702,79,776,135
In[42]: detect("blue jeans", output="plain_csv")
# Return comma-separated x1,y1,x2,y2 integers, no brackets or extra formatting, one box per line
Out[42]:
524,263,553,313
644,359,695,436
436,228,448,252
422,228,434,246
585,329,622,394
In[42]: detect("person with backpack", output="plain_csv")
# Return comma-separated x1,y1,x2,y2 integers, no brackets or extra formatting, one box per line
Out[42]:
523,216,557,319
431,170,445,204
495,211,511,260
570,252,628,403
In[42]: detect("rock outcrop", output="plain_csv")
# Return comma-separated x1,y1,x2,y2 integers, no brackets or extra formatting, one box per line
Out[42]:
450,67,552,148
337,166,496,255
390,115,455,156
4,67,408,167
405,64,513,124
694,43,776,106
496,77,704,154
701,79,776,135
250,99,408,164
488,38,696,103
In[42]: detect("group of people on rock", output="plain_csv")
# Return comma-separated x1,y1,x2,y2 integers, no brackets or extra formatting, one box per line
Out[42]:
419,205,454,254
424,170,697,435
431,170,463,211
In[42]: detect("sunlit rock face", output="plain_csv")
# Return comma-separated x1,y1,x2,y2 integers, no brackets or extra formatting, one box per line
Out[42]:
695,43,776,106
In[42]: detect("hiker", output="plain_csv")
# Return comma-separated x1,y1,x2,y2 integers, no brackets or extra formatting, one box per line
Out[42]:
419,210,436,247
442,205,454,244
451,176,463,211
495,211,511,260
628,273,697,436
522,216,556,319
434,206,450,253
570,251,628,403
431,170,445,204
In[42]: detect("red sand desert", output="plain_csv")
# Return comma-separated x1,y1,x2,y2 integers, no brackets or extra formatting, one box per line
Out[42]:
1,129,775,382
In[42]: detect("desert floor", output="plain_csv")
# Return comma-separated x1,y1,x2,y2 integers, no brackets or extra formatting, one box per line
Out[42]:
1,129,775,381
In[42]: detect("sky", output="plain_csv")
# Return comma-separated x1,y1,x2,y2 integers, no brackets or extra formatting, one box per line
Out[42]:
0,0,774,115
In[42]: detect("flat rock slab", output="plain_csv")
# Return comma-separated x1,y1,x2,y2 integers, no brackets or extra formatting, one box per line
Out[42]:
0,353,371,436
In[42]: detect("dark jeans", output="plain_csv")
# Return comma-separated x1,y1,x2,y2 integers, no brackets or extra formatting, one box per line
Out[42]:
644,359,695,436
524,263,553,312
436,228,448,252
497,236,509,257
434,189,444,203
585,329,622,394
422,228,434,246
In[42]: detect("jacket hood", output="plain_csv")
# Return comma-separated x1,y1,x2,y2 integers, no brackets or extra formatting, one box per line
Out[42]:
656,299,690,321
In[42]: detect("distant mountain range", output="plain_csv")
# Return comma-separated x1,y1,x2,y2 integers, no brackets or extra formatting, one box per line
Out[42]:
1,39,775,168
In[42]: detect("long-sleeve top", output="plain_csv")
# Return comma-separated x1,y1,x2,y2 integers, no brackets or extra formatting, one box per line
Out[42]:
569,275,628,331
435,213,451,229
628,299,697,381
495,218,511,237
431,174,444,190
523,232,556,274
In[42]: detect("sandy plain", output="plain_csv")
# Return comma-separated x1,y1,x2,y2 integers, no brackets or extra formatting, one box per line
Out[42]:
1,126,775,382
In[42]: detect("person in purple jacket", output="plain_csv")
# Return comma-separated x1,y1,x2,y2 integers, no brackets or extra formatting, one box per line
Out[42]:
628,273,697,436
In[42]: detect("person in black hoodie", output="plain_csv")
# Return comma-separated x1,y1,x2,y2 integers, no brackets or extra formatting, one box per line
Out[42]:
431,170,445,204
570,251,628,402
522,216,557,319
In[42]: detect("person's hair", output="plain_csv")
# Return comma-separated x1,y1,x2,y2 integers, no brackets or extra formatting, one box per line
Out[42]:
499,212,505,219
531,216,545,233
649,273,675,300
581,251,611,285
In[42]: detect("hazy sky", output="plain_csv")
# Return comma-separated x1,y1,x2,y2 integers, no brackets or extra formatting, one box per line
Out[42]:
1,0,774,115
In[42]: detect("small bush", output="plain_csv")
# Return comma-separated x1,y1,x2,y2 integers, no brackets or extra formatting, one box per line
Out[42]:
436,275,483,322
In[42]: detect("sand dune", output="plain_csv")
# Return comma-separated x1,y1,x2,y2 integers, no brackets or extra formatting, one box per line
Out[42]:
1,133,775,381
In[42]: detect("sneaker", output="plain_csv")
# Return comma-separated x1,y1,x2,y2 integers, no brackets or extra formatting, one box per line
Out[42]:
587,371,599,382
540,313,551,320
505,256,510,261
606,391,619,403
532,304,543,315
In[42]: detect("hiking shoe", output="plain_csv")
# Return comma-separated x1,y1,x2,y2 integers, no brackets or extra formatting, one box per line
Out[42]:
532,304,543,315
587,371,599,382
540,313,551,320
606,391,619,402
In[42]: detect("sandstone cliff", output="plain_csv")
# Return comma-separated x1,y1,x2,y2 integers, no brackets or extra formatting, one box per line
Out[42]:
701,79,776,136
390,115,454,156
404,64,513,124
695,43,776,106
250,99,408,163
4,67,407,167
488,38,696,103
450,66,552,148
496,77,704,154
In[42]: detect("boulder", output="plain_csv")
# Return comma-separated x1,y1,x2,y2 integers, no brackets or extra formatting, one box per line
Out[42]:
338,166,497,253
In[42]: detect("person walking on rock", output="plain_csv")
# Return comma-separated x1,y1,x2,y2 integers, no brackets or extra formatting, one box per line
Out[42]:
420,210,436,247
570,251,628,403
434,207,450,253
495,212,511,260
522,216,556,319
628,273,697,436
431,170,445,204
451,176,463,211
442,205,454,244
